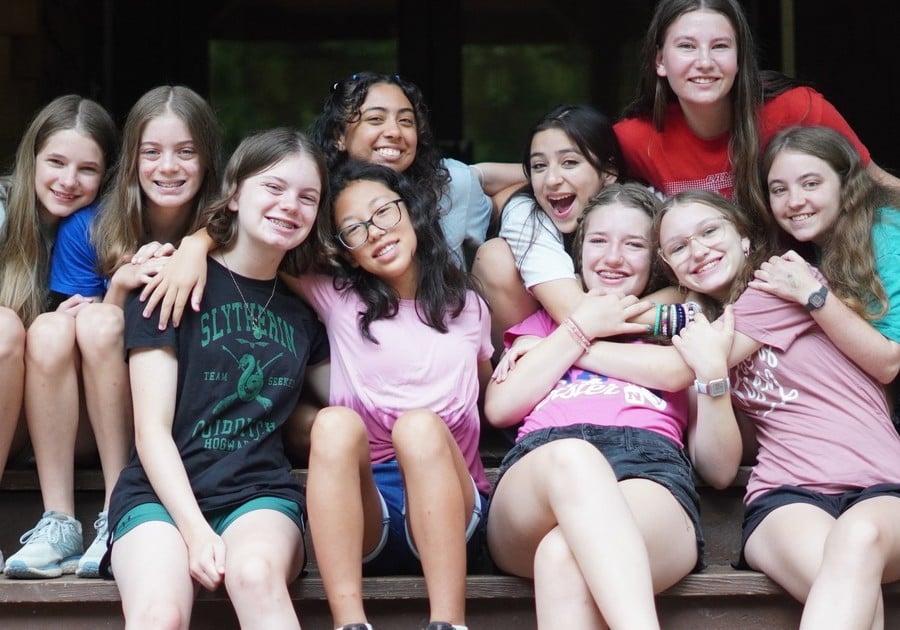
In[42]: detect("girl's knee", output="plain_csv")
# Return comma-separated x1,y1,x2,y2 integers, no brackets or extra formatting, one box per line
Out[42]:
825,517,885,565
392,409,446,453
75,303,124,353
0,307,25,361
125,601,189,630
472,238,518,292
225,554,283,595
534,527,576,573
25,312,76,365
309,406,366,455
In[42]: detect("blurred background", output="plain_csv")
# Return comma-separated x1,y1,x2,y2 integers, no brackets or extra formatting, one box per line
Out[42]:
1,0,897,171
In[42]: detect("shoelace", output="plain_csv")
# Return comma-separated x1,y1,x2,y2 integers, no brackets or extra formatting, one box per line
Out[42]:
19,516,67,545
93,514,108,535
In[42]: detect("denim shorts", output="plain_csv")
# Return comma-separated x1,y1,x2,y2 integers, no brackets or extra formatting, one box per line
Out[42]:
362,460,490,576
735,483,900,569
496,424,703,569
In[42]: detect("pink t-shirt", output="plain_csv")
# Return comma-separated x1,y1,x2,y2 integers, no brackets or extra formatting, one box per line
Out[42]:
614,87,871,199
298,275,493,494
506,310,689,446
731,269,900,505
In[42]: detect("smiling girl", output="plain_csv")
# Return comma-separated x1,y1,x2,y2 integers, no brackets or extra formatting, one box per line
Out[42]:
108,128,328,629
753,125,900,399
471,105,665,351
0,95,117,576
575,189,900,628
616,0,900,249
485,183,739,628
6,86,222,579
287,161,492,630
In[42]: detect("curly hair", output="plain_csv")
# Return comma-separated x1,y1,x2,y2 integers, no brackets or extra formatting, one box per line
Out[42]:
310,72,449,222
93,85,223,277
203,127,328,277
318,160,480,343
0,95,117,325
762,126,900,320
572,182,667,297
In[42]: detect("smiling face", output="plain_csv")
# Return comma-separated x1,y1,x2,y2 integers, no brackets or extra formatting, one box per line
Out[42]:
228,152,321,257
658,200,749,301
656,9,738,115
766,150,843,246
34,128,105,224
529,128,609,234
580,202,653,297
333,178,419,298
338,83,418,173
138,112,205,216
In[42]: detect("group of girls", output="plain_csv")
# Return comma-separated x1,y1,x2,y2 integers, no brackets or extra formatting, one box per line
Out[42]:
2,1,900,630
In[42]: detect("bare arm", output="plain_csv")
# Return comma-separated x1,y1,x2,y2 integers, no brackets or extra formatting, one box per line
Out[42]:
129,346,225,590
867,162,900,191
673,308,742,489
485,294,652,427
751,250,900,383
303,359,330,406
471,162,526,196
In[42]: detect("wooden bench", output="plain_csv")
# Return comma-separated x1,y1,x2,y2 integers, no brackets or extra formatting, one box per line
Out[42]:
3,466,900,629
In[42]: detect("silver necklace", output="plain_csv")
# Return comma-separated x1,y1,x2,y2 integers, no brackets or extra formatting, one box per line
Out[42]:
220,251,277,340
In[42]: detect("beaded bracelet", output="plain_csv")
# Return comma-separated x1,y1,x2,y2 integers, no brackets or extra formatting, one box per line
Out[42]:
562,317,591,353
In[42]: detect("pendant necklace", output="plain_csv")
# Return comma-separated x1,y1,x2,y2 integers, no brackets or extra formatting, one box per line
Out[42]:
220,251,277,340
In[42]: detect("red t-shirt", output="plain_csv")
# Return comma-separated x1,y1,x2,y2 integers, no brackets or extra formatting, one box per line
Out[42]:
614,87,871,199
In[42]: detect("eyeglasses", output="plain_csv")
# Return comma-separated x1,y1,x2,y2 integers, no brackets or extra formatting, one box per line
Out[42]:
659,218,731,265
336,199,404,249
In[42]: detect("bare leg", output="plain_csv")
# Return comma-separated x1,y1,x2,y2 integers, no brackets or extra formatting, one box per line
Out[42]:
534,527,607,630
76,303,132,509
0,308,25,480
282,395,319,467
487,439,659,629
744,503,835,602
24,312,80,515
223,509,304,630
112,521,196,630
800,496,900,630
392,409,474,626
619,478,698,592
471,238,538,355
307,407,384,627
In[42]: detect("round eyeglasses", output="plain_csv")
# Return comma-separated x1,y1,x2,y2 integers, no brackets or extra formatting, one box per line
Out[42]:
659,218,731,265
336,198,404,249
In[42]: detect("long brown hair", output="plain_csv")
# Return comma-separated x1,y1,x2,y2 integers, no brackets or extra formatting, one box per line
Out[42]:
762,126,900,320
0,95,117,325
93,85,222,276
626,0,775,249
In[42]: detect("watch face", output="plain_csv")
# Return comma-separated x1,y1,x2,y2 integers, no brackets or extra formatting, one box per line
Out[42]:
708,378,729,397
810,292,826,308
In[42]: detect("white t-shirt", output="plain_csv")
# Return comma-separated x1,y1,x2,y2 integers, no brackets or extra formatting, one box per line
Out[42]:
499,194,575,289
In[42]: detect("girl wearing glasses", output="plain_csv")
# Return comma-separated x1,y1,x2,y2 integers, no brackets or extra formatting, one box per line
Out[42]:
485,183,738,628
280,160,492,630
573,189,900,629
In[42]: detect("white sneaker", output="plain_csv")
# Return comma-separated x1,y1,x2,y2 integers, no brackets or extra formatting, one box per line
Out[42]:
4,511,84,579
76,511,109,578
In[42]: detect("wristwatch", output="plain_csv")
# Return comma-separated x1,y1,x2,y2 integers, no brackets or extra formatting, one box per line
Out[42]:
694,377,731,397
804,285,829,311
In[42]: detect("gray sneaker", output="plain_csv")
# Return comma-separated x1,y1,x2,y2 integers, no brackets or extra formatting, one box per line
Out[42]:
3,511,84,579
76,511,109,578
